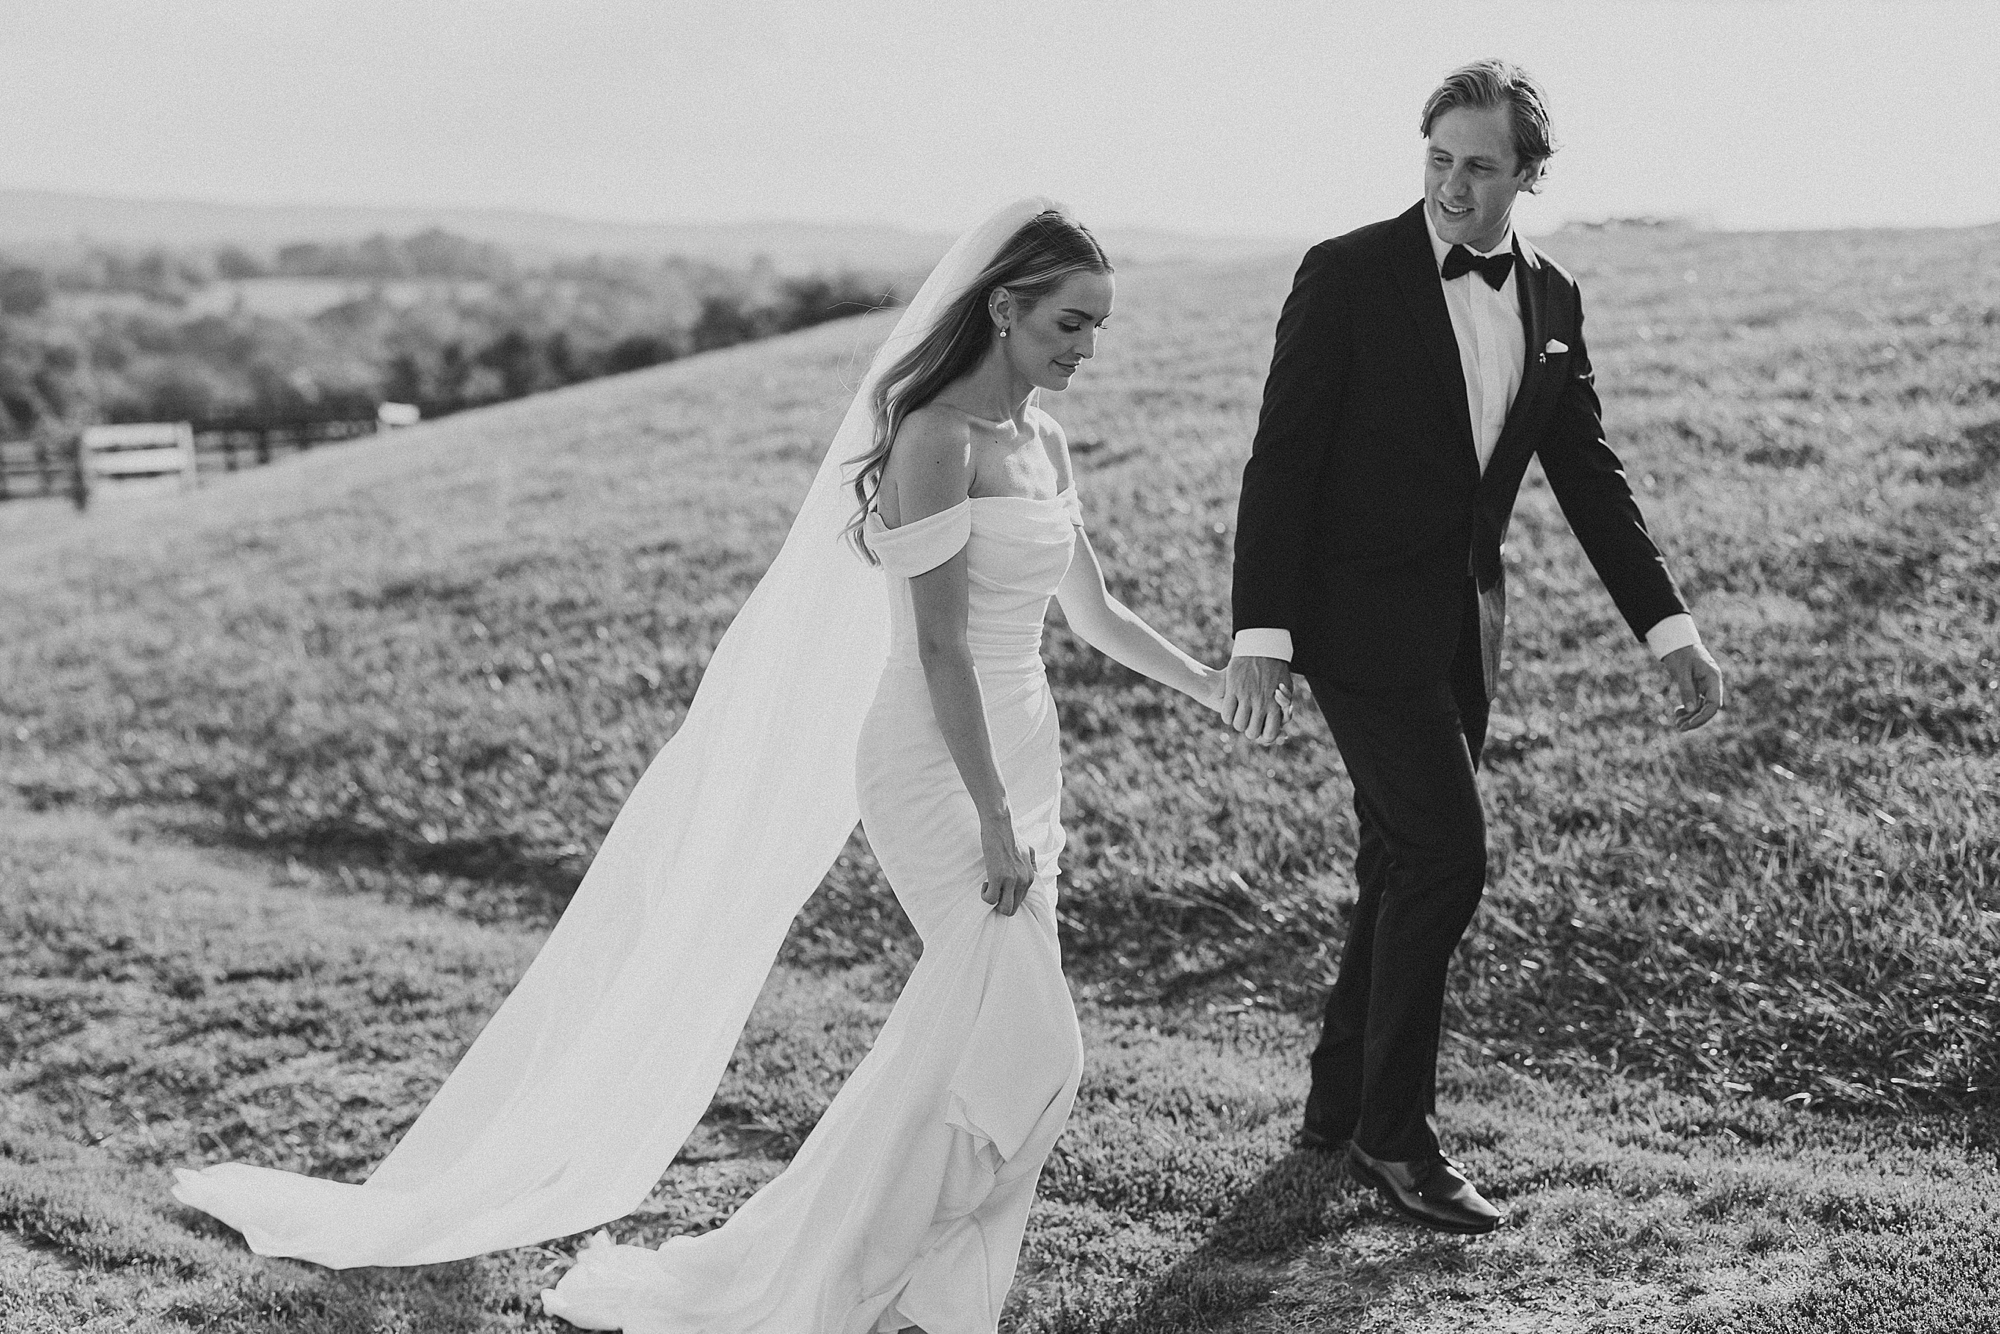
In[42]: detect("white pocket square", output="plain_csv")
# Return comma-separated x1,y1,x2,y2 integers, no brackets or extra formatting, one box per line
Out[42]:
1544,338,1569,354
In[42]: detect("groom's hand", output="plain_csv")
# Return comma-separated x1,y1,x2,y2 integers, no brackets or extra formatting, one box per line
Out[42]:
1223,655,1293,746
1660,643,1724,732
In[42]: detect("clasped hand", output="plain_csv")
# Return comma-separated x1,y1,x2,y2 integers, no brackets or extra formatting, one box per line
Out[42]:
1217,654,1293,746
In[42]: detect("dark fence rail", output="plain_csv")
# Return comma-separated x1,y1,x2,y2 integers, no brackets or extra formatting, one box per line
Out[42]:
189,416,381,474
0,438,80,503
0,413,392,506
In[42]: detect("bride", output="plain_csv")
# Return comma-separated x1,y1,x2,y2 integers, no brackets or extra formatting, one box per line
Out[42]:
173,198,1225,1333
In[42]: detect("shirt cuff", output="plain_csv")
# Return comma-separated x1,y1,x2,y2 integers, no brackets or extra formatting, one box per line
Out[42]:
1231,628,1294,662
1643,613,1701,659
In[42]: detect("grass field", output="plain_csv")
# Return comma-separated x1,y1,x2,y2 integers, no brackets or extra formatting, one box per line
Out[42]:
3,219,1997,1331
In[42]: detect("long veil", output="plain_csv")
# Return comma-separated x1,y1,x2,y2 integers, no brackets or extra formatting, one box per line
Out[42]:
171,196,1065,1269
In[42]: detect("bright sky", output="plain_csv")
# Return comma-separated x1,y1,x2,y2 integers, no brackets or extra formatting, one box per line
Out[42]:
3,0,1992,239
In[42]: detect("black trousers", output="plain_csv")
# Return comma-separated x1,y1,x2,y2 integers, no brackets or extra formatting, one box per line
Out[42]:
1302,584,1490,1162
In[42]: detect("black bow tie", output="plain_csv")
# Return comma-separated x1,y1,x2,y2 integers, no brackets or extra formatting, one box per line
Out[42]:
1441,244,1515,290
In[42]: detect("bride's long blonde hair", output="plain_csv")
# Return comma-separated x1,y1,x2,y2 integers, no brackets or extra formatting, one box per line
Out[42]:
844,210,1110,563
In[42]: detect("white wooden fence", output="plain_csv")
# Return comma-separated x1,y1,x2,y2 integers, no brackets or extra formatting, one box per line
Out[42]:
78,422,199,496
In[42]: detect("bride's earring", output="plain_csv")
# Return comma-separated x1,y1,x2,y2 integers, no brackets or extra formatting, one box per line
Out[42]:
999,327,1010,338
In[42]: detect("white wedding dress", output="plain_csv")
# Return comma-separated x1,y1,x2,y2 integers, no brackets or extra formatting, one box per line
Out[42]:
542,490,1087,1333
168,196,1088,1334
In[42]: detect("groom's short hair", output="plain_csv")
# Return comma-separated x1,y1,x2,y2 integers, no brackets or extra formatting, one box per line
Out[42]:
1421,59,1558,170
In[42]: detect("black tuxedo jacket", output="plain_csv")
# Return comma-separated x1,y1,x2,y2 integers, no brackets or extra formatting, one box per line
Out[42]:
1231,201,1687,697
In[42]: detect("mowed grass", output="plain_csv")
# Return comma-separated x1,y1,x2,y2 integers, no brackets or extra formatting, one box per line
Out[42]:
3,220,1998,1329
7,802,1998,1333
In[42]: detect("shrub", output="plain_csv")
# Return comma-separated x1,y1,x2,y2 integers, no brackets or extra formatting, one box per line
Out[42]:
0,266,51,317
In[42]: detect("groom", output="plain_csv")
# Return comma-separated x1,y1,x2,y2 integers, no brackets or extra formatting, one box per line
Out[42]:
1221,59,1723,1234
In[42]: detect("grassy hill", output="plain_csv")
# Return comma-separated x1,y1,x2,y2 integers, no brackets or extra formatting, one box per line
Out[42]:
2,222,1997,1331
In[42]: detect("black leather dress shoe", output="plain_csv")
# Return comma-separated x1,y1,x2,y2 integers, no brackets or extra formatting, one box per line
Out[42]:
1346,1142,1502,1235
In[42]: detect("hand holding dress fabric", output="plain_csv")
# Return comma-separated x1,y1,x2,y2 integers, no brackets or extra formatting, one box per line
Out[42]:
980,826,1037,917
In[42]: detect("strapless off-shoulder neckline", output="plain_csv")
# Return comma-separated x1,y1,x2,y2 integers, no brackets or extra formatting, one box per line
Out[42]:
864,486,1081,582
869,484,1077,526
967,486,1075,503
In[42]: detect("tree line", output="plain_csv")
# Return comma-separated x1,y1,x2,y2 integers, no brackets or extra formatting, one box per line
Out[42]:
0,229,903,436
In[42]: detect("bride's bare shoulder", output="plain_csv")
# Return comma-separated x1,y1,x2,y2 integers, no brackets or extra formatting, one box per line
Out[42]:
881,403,975,524
886,403,976,481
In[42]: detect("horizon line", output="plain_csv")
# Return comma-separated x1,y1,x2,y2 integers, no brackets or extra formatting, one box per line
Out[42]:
1,182,1994,245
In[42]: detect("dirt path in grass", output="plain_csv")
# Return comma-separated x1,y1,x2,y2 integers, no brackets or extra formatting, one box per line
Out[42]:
4,802,1995,1333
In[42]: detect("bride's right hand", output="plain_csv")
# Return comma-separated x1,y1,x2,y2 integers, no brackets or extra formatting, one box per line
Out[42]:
979,819,1036,917
1196,663,1230,717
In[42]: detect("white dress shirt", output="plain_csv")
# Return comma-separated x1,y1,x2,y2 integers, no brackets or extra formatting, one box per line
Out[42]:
1233,213,1699,666
1430,212,1526,476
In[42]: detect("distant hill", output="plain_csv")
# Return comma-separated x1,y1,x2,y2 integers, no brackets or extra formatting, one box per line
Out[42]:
0,189,1302,270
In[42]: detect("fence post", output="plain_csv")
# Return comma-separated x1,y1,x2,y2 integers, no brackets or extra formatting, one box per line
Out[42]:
69,434,88,511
